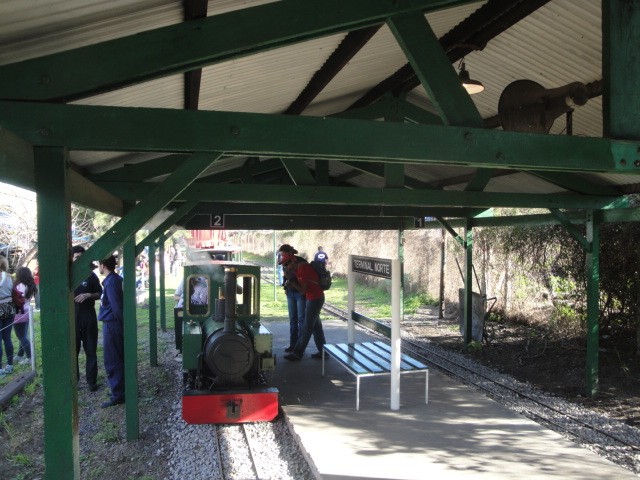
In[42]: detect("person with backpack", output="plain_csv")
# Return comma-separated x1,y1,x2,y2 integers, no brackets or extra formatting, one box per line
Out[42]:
313,246,329,265
281,250,327,361
12,266,37,365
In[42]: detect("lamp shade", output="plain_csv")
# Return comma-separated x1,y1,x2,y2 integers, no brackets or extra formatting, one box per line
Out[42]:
459,65,484,94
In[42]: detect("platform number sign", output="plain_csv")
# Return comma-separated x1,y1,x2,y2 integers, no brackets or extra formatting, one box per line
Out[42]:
211,214,224,228
414,216,436,228
193,213,225,228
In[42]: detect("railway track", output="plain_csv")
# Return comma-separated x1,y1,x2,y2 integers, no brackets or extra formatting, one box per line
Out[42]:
215,424,260,480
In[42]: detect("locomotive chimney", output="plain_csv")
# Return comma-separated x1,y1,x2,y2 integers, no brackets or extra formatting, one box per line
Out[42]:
223,267,237,332
214,287,225,322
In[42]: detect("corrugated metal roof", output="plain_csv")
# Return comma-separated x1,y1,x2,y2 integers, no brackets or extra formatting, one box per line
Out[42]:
409,0,603,137
1,0,637,198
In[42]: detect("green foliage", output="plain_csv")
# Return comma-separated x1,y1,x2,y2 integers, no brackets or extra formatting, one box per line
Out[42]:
9,453,31,467
481,205,640,337
549,275,577,297
549,303,583,334
0,410,15,441
404,292,439,315
94,419,121,443
466,340,482,353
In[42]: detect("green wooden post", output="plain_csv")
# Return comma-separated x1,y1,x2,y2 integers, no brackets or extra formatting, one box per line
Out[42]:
148,244,158,366
36,147,79,480
585,211,601,396
123,236,139,440
603,0,640,141
273,231,277,301
398,224,404,320
158,241,166,331
463,220,473,347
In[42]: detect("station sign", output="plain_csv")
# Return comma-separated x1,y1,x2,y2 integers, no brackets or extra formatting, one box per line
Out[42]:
351,255,392,279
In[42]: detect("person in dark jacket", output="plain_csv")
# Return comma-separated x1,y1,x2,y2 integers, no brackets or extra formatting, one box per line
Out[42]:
71,246,102,392
98,255,125,408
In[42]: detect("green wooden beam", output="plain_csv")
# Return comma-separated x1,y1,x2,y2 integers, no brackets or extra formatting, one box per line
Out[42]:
341,161,434,189
384,164,404,188
88,154,187,182
0,0,476,102
35,147,79,479
329,98,396,121
68,170,124,216
198,157,283,184
418,206,640,228
529,170,621,196
465,168,495,192
0,127,34,190
184,214,417,230
603,0,640,140
135,202,197,256
463,219,473,347
436,217,464,246
71,153,220,288
602,207,640,223
398,101,443,125
123,235,140,440
148,245,158,364
0,128,123,215
281,158,316,185
388,12,483,127
3,101,636,174
420,212,583,229
585,211,601,396
157,240,167,333
548,208,590,251
185,202,480,218
335,95,443,125
96,182,619,210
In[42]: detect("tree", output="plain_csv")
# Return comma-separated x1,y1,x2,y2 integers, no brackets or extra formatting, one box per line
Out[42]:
0,182,115,270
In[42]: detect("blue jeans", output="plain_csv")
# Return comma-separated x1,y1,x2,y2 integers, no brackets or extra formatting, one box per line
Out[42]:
103,321,125,401
13,321,31,359
286,290,306,348
293,296,326,357
0,314,15,368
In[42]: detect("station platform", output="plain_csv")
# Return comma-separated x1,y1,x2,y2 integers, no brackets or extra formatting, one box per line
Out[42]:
265,317,636,480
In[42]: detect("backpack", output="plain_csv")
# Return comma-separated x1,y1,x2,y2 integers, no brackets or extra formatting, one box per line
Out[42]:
309,260,332,290
12,286,26,314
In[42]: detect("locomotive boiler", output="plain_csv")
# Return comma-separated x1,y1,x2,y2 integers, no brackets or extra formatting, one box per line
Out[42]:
180,261,278,424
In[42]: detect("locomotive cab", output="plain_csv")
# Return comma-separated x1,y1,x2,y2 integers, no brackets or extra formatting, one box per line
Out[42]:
180,261,278,424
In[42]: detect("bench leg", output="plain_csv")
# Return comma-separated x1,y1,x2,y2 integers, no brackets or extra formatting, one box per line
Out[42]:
425,371,429,405
356,377,360,411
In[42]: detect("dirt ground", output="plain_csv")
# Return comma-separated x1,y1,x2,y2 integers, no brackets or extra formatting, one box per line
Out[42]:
0,330,177,480
404,305,640,428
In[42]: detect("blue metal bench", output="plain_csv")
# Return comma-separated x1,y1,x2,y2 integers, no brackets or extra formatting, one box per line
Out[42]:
322,341,429,410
